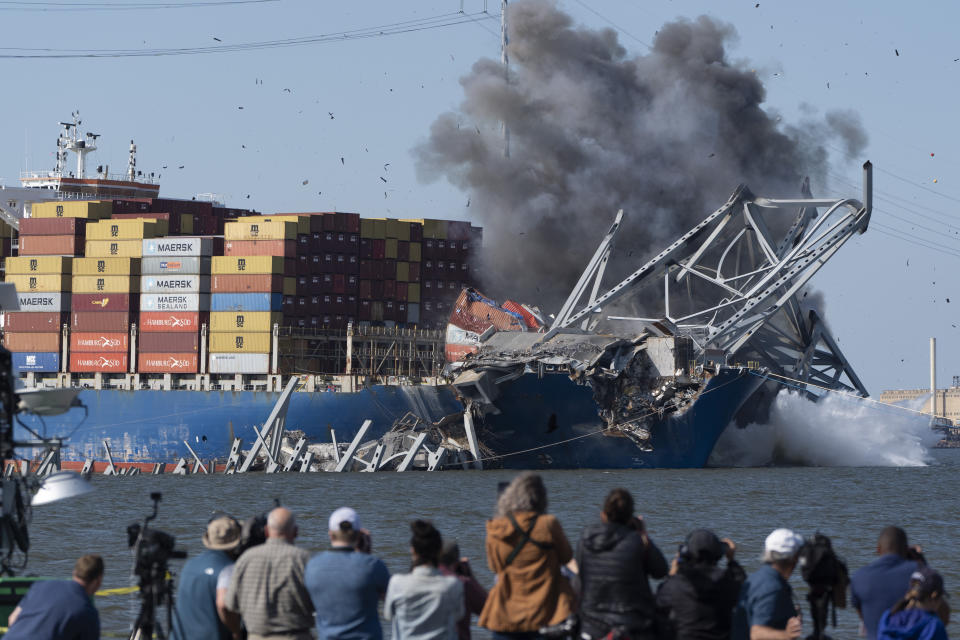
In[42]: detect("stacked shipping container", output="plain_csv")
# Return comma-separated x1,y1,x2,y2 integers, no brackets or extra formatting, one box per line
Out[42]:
3,255,71,372
138,237,214,373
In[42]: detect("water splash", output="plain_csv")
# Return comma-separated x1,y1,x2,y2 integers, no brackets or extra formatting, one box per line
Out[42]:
709,390,939,467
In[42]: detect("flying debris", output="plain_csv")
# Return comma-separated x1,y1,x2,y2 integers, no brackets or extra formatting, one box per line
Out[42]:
213,37,222,42
302,180,309,185
238,106,244,110
380,177,387,183
895,49,899,56
328,112,335,119
178,165,184,169
340,157,344,165
466,198,471,207
383,163,390,171
283,88,291,93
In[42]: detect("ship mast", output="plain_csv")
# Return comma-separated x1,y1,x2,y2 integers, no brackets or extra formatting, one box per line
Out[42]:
57,112,99,179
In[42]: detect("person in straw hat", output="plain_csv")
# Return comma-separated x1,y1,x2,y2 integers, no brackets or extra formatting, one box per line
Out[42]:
171,514,243,640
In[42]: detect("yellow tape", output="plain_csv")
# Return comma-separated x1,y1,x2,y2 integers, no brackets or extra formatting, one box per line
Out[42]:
95,585,139,596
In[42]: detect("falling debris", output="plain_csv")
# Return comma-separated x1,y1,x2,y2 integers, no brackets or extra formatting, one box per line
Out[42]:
948,298,952,303
178,165,184,169
380,177,387,183
931,153,935,157
383,163,390,171
895,49,899,56
328,112,335,119
213,37,222,42
302,179,309,185
283,88,291,93
238,106,244,110
466,198,471,207
340,157,345,165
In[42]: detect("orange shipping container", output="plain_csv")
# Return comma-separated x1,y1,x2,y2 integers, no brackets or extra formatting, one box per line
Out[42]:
137,352,199,373
18,235,84,256
223,240,298,257
70,353,128,373
211,274,284,293
3,332,59,352
70,332,129,353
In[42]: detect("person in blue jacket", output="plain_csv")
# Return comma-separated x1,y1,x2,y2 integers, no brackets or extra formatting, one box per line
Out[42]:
877,567,949,640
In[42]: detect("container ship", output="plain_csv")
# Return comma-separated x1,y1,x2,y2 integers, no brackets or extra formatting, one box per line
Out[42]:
2,118,873,469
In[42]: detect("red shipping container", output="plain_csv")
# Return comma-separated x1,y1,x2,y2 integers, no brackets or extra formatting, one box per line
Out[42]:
372,239,386,260
503,300,542,329
211,274,284,293
448,221,472,241
19,218,87,236
359,260,372,278
224,239,297,257
397,241,410,261
3,312,65,332
139,311,204,332
322,214,335,231
359,239,373,259
73,293,135,312
70,352,128,373
396,282,408,301
138,352,199,373
371,280,384,300
71,332,128,353
408,262,421,283
445,344,478,362
111,198,152,214
344,213,360,233
72,311,131,332
3,332,59,352
384,280,396,299
372,260,385,280
19,235,84,256
359,300,372,321
333,274,346,294
383,259,397,279
409,224,423,242
359,280,372,299
140,332,199,353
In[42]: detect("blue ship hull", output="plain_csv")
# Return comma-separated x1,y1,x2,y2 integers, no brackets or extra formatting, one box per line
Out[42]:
473,368,764,469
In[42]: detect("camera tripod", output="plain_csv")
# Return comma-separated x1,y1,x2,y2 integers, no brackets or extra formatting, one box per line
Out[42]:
128,567,176,640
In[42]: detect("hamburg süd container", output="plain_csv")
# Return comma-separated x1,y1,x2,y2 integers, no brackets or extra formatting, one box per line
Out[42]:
141,256,211,276
72,293,135,312
6,274,71,293
18,235,84,256
138,352,199,373
139,312,204,332
2,312,64,332
70,353,128,373
3,332,60,352
208,352,270,374
72,275,139,294
140,275,210,294
209,312,282,333
70,332,129,353
139,332,199,353
210,293,283,312
142,237,215,257
140,293,210,312
72,257,141,276
4,256,73,275
16,292,70,312
71,311,132,332
12,352,60,373
209,332,271,353
84,240,143,258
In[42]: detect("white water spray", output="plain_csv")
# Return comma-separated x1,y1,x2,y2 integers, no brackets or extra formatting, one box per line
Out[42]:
709,390,940,467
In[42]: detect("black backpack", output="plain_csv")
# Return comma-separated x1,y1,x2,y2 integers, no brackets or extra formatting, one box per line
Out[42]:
799,533,850,640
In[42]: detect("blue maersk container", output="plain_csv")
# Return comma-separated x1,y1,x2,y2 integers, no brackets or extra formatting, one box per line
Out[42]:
13,352,60,373
211,293,283,312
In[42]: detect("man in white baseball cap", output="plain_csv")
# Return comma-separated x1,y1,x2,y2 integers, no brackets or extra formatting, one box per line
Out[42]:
305,507,391,640
731,528,805,640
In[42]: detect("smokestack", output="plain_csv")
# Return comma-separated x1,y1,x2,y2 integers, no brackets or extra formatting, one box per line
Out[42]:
930,336,937,417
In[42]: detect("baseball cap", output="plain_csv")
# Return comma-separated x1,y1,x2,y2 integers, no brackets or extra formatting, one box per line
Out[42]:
911,566,946,598
765,528,804,556
203,516,241,551
329,507,361,532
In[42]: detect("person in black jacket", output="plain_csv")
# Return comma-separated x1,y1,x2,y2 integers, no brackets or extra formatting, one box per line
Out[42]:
656,529,746,640
577,488,668,640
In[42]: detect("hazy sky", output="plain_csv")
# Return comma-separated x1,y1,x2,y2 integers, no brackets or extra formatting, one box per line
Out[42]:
1,0,958,394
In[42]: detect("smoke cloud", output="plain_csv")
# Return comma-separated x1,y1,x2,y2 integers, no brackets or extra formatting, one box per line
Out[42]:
415,1,867,310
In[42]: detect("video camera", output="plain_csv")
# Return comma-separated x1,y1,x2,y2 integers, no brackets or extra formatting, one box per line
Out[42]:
798,533,849,640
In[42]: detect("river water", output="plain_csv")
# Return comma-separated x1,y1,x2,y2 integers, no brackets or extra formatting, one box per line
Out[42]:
23,449,959,638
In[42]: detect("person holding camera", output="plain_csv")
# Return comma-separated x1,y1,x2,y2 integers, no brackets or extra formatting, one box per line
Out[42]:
171,515,242,640
305,507,391,640
5,553,103,640
850,526,925,640
224,507,314,640
479,473,576,640
731,528,804,640
438,540,488,640
877,567,949,640
655,529,746,640
576,487,668,640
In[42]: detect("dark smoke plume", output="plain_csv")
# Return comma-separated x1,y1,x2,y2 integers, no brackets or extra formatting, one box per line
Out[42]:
415,1,867,312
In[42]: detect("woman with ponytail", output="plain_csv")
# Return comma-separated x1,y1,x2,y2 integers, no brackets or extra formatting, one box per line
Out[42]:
877,567,949,640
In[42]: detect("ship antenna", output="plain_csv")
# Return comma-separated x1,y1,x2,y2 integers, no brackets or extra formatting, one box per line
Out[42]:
127,140,137,182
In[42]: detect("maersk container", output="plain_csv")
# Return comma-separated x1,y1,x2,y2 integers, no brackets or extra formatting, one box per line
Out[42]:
208,352,270,374
72,257,140,276
142,236,214,257
70,352,128,373
3,332,60,352
140,275,210,294
4,256,72,275
73,293,133,312
2,312,64,332
72,311,131,332
141,293,210,312
72,275,139,294
138,352,199,373
17,292,70,312
139,312,204,333
141,256,211,276
211,293,283,312
6,274,71,293
139,332,199,353
12,352,60,373
70,332,129,353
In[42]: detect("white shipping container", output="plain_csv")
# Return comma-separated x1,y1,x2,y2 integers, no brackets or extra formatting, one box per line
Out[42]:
140,275,211,294
141,256,211,275
142,236,214,257
141,293,211,312
208,352,270,374
17,292,70,312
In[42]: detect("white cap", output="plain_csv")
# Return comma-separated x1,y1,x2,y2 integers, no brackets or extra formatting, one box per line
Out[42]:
328,507,361,532
765,528,804,556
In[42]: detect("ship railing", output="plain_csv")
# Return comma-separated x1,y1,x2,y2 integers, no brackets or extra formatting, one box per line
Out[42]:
19,170,159,185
